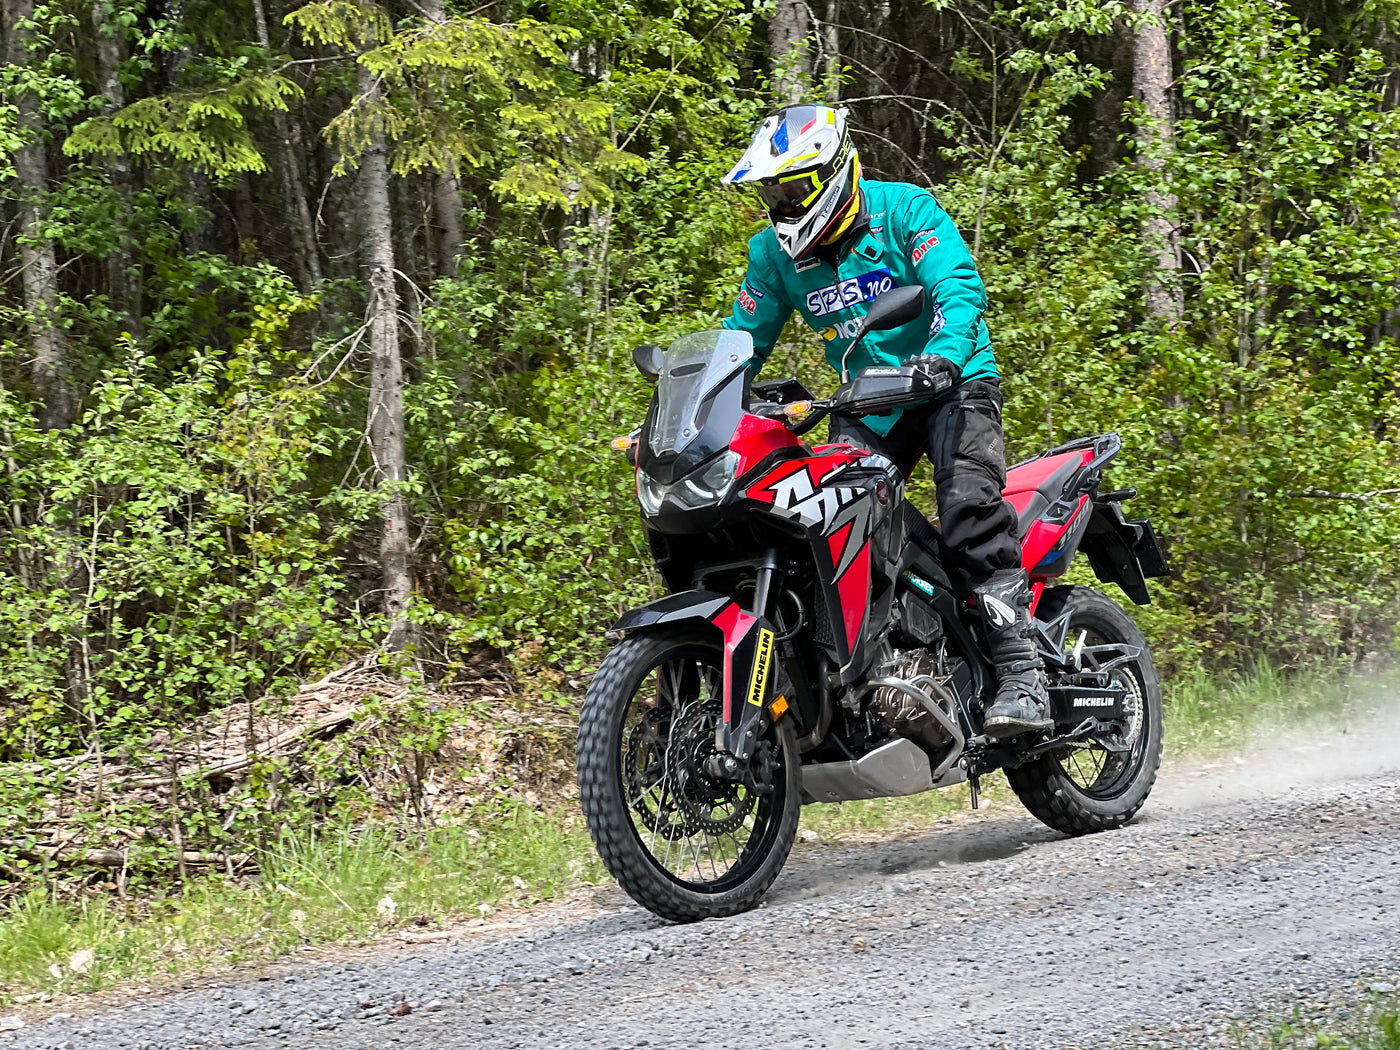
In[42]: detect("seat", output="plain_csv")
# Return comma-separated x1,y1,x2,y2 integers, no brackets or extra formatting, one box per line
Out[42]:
1003,449,1091,536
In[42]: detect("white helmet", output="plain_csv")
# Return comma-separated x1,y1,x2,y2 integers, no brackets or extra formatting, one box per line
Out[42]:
723,105,861,260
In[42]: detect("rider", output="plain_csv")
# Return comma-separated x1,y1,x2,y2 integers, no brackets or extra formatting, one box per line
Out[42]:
720,104,1050,738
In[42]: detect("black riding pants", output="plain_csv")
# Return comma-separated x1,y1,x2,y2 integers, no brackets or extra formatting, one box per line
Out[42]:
829,378,1021,584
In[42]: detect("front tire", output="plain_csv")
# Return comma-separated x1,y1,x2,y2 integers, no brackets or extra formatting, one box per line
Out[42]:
1006,585,1164,835
576,626,801,922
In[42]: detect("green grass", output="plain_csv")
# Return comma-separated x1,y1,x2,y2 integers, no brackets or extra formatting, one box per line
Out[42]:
1163,663,1398,758
0,806,605,1000
2,664,1394,1003
1233,988,1400,1049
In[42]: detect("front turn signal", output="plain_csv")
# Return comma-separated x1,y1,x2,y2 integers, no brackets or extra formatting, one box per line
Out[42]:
610,435,635,452
783,401,813,420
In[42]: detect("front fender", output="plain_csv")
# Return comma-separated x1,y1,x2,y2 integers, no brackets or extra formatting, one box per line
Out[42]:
607,590,733,637
607,590,781,763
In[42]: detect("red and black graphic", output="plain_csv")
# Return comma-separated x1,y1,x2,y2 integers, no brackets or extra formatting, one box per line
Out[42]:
745,450,878,656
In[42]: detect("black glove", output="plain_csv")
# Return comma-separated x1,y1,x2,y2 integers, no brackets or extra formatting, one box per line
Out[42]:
901,353,960,394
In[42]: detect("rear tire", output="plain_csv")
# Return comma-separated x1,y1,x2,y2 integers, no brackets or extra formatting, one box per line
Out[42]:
1005,586,1163,835
577,626,801,922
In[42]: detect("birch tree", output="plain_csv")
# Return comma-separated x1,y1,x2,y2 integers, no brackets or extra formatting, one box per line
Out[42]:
356,62,416,650
769,0,812,103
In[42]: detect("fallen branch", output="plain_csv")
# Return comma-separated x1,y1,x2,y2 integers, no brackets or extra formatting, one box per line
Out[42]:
109,705,365,789
0,839,253,870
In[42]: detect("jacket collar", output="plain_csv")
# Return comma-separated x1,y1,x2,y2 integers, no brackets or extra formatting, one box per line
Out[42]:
808,182,875,268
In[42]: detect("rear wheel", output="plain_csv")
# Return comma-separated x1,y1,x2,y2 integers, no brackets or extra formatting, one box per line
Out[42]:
1006,586,1163,835
576,626,801,922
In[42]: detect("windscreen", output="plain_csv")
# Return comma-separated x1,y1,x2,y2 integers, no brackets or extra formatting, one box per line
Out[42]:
649,330,754,459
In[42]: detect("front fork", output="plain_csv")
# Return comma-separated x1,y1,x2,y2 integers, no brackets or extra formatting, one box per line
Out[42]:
709,562,786,772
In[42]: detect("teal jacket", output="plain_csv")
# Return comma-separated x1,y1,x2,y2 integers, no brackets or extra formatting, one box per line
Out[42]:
722,179,998,436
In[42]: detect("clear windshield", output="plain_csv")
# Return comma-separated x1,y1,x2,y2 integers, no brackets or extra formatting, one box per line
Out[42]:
649,330,754,458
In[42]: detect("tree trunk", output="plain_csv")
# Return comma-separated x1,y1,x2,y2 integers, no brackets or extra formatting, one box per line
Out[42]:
1131,0,1182,325
6,0,74,430
769,0,813,104
820,0,840,103
357,64,415,651
421,0,465,276
251,0,322,290
433,169,465,276
91,1,144,333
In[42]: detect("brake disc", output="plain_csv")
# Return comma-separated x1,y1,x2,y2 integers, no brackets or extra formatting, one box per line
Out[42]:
1112,664,1144,747
671,702,756,836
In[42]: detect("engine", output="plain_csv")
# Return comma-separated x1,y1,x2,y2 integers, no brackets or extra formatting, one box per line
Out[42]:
868,647,958,752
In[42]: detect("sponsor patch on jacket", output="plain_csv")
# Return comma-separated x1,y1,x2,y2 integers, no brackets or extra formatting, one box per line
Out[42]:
805,268,894,318
795,256,821,272
737,285,759,314
819,317,863,341
911,233,940,265
929,302,946,336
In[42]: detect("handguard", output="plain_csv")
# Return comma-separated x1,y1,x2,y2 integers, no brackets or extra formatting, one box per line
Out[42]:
831,363,951,417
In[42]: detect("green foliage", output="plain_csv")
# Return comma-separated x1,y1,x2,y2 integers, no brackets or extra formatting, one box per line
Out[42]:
1,0,1398,958
920,0,1400,671
0,267,373,758
65,69,303,175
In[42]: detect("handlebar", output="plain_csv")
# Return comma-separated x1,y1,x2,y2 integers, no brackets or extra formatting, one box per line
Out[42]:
756,362,953,438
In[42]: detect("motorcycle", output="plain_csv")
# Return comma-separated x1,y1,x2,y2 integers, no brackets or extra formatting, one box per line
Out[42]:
577,286,1170,923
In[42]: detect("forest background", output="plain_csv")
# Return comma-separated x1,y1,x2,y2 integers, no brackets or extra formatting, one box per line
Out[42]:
1,0,1399,959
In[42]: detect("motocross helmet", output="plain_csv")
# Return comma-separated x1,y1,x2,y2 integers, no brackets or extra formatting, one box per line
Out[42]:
723,105,860,261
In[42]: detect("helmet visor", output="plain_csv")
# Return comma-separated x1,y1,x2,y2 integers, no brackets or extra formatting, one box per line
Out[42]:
756,171,823,218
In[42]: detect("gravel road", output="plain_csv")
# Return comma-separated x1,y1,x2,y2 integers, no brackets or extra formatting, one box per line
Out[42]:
5,716,1399,1050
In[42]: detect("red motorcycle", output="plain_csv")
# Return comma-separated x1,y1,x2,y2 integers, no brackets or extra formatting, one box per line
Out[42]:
577,287,1169,923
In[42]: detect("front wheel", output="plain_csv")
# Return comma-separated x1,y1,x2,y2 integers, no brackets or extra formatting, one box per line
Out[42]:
576,626,801,922
1006,585,1164,835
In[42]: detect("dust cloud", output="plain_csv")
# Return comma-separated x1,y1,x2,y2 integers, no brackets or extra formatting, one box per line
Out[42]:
1153,679,1400,813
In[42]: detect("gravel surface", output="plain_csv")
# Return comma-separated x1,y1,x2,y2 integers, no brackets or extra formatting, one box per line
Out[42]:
4,723,1399,1050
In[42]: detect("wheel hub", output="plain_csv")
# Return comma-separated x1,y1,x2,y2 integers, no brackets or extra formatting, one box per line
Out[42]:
671,702,756,835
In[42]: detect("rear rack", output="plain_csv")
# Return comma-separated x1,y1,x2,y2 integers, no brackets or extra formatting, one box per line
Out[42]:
1011,432,1123,504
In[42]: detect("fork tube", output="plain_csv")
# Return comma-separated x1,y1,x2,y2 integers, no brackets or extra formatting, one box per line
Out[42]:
751,562,776,619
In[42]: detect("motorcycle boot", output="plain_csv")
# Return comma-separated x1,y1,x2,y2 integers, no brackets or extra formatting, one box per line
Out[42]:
974,568,1052,738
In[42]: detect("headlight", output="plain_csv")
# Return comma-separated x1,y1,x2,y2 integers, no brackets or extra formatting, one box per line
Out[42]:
636,450,740,515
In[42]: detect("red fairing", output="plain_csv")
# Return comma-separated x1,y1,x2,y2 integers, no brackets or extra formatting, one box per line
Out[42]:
836,538,871,649
744,442,875,657
710,602,758,723
743,444,864,504
1021,495,1088,571
1004,448,1093,495
731,413,803,476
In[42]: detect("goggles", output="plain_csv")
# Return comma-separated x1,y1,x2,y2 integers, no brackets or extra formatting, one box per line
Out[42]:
756,171,823,217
